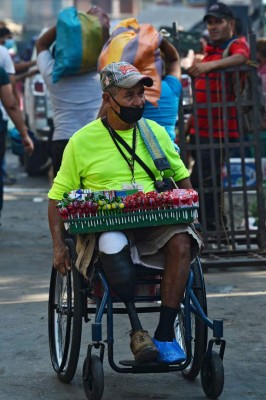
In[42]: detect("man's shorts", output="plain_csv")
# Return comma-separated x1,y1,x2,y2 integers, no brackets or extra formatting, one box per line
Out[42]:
126,224,202,270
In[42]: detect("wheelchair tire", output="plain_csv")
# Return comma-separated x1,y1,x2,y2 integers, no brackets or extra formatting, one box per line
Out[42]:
83,354,104,400
201,351,224,399
48,239,83,383
176,257,208,380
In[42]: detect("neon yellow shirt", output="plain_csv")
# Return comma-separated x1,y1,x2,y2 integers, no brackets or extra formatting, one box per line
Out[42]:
48,118,190,200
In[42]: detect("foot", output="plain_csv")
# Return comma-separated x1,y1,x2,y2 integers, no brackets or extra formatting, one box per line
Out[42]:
152,338,186,364
130,330,159,362
3,174,16,185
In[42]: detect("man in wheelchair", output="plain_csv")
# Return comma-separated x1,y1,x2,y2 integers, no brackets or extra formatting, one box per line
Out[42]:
48,61,202,365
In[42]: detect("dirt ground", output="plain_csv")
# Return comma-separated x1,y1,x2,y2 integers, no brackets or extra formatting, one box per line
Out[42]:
0,151,266,400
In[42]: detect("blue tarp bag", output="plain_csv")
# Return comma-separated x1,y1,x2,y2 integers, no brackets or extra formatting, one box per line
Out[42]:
52,7,105,83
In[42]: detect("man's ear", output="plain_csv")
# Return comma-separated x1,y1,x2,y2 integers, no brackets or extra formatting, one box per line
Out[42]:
102,92,111,104
230,19,235,35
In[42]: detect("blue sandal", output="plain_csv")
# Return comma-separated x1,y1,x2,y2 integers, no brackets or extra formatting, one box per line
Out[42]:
153,338,186,364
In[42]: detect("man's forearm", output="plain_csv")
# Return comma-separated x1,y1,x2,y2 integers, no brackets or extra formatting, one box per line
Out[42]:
15,60,36,74
207,53,248,71
176,177,193,189
9,75,20,104
188,53,248,77
36,26,56,54
48,199,65,247
48,199,71,274
5,103,28,138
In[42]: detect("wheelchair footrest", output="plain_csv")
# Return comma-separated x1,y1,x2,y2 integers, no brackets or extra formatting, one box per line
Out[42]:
119,359,183,367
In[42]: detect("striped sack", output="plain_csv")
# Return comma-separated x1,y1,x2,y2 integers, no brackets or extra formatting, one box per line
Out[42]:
98,18,163,106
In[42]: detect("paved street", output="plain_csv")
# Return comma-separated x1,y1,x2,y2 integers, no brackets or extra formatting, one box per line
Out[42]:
0,150,266,400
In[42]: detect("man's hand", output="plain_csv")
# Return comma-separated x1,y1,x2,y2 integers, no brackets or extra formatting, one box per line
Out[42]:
53,242,71,275
187,62,214,77
21,133,34,155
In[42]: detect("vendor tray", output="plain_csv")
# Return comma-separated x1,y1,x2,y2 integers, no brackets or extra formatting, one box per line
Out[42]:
64,207,198,234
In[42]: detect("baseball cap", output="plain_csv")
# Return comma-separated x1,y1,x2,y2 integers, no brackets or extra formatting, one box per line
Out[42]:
203,2,234,22
100,62,153,91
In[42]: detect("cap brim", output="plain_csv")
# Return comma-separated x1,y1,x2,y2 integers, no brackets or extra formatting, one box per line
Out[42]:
203,12,226,21
116,75,153,89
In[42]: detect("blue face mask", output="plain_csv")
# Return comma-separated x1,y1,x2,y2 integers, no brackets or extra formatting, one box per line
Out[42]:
4,38,15,50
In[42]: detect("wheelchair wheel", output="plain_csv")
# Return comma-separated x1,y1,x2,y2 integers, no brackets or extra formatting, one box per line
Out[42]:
201,351,224,399
175,258,208,380
83,354,104,400
48,239,83,383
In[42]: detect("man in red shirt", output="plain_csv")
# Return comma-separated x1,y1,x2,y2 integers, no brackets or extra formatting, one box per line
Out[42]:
186,2,249,231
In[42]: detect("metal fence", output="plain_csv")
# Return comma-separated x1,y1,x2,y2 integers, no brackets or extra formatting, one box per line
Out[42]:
179,33,266,268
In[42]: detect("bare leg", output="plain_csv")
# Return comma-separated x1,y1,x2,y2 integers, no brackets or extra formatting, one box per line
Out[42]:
161,232,191,307
154,233,191,342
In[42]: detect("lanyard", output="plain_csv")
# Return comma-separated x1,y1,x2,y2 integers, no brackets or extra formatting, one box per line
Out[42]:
102,117,137,184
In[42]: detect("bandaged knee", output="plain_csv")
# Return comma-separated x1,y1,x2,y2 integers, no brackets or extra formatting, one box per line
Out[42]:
98,231,128,254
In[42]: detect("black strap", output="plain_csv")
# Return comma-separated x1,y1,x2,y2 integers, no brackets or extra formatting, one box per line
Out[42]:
101,117,157,183
110,125,137,176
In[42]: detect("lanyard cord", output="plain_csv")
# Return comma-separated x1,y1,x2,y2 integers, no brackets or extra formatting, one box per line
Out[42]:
102,117,137,182
101,117,158,184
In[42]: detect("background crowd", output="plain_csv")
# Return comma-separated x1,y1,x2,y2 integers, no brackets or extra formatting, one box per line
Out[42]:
1,2,266,230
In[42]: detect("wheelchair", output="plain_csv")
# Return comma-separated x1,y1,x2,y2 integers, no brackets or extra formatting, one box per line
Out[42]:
48,237,226,400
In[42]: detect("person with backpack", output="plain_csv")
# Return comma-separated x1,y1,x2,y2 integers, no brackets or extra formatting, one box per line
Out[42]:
143,35,182,152
48,61,202,364
36,6,110,177
97,19,182,151
185,2,249,231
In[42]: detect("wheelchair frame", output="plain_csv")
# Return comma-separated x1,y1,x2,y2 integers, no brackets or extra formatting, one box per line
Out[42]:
48,238,226,400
